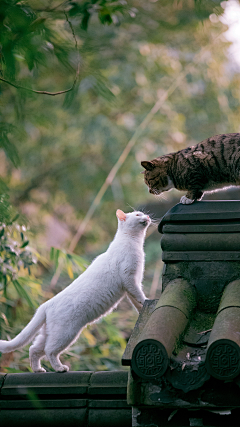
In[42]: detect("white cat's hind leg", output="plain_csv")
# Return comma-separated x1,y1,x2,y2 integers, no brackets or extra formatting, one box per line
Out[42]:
44,342,70,372
44,328,77,372
45,351,69,373
44,307,86,372
29,325,47,373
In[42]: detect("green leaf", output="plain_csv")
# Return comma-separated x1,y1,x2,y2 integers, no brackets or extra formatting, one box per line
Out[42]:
0,179,8,193
63,83,80,109
11,214,20,223
81,11,91,30
20,240,29,248
0,133,20,168
70,253,88,271
53,248,60,269
3,275,7,298
50,247,61,268
98,10,113,25
12,280,35,308
1,368,24,373
50,247,54,261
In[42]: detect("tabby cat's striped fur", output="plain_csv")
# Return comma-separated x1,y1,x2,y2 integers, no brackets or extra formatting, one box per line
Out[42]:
141,133,240,204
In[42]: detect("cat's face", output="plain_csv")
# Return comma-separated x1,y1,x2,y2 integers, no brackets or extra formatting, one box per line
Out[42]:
116,210,151,232
141,159,171,195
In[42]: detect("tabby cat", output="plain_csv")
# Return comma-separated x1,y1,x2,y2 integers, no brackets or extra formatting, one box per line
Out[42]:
141,133,240,204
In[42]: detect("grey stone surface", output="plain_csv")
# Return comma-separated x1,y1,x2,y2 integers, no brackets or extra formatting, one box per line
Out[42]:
162,261,240,312
0,371,131,426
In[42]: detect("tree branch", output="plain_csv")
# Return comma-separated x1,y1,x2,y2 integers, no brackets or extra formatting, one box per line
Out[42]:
0,74,79,96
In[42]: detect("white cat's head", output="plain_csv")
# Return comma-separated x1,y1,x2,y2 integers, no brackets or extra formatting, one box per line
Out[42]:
116,209,151,234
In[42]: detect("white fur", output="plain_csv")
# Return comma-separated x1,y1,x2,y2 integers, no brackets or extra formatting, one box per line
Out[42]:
0,211,150,372
180,195,194,205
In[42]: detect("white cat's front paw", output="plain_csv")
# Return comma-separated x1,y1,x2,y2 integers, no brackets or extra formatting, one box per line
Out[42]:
34,367,46,373
180,195,194,205
56,365,69,373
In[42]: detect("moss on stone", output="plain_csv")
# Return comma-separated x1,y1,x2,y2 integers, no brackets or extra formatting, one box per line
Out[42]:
191,311,215,332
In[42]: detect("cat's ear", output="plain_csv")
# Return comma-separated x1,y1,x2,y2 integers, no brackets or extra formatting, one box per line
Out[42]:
116,209,127,221
141,161,155,171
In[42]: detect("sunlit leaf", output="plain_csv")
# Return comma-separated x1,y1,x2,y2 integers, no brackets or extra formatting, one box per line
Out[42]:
82,328,97,346
67,263,74,279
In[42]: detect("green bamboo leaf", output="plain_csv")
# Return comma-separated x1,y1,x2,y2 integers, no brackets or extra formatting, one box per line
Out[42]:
11,214,20,223
0,133,20,168
54,249,60,269
50,247,54,261
20,240,29,248
12,280,35,308
50,247,60,268
69,253,89,271
0,178,8,193
3,275,7,298
63,83,79,109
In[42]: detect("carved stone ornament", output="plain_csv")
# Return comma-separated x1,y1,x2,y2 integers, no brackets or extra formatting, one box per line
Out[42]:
206,340,240,380
131,339,169,380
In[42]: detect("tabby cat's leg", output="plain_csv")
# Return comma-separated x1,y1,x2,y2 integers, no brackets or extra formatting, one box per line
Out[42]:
180,190,203,204
29,325,47,373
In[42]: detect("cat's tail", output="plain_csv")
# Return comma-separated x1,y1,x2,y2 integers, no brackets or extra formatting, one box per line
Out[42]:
0,304,46,353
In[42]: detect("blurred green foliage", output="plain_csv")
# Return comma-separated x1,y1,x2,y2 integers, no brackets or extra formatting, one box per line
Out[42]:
0,195,37,303
1,0,240,372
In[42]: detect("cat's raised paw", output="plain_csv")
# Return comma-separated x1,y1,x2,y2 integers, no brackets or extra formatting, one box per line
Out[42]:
56,365,69,373
180,195,194,205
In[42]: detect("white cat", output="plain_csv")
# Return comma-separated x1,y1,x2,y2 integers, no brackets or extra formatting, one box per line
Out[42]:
0,209,150,372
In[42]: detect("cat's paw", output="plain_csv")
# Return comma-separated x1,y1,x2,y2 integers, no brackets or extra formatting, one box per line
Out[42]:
34,367,46,373
56,365,69,373
180,195,195,205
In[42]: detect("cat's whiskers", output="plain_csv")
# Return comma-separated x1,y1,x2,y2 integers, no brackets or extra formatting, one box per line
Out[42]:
149,222,158,229
153,191,167,202
139,209,160,229
149,216,160,228
159,193,168,201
